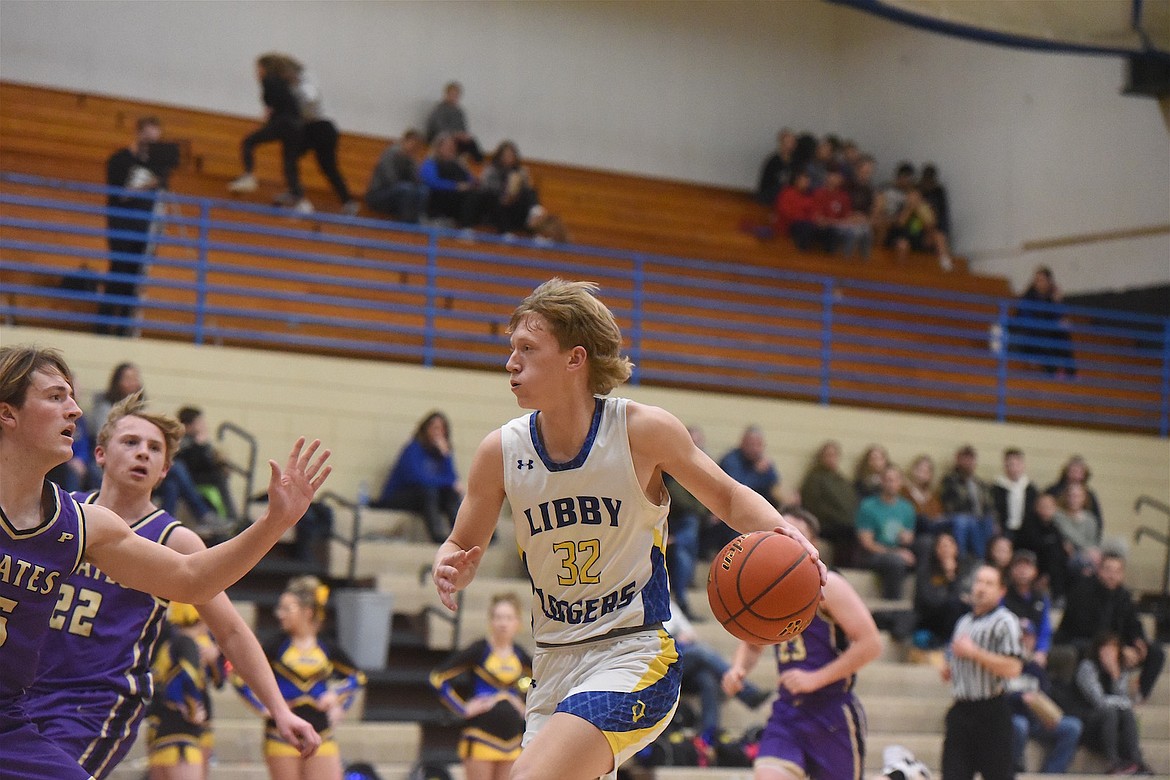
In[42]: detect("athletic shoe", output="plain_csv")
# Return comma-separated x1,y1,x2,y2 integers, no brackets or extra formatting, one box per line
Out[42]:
292,198,315,215
342,200,361,217
228,173,258,193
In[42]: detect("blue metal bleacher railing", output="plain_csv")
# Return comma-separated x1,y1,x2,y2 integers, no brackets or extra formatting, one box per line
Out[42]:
2,171,1167,436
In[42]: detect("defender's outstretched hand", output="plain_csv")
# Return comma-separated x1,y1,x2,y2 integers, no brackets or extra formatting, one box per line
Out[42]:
266,437,332,527
433,545,485,611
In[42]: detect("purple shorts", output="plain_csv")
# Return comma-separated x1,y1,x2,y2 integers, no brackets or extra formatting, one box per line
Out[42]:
1,704,94,779
27,686,146,780
756,694,867,780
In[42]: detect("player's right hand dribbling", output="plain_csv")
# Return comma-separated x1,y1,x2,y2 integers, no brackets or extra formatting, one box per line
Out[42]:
433,545,484,611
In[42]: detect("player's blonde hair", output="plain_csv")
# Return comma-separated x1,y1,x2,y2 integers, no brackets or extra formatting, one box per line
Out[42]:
96,391,184,465
0,345,73,409
508,278,633,395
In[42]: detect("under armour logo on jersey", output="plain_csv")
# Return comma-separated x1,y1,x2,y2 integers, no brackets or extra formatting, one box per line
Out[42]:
517,459,534,470
631,700,646,723
57,532,74,543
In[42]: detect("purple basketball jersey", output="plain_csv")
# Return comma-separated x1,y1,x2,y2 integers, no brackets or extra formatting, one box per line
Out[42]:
25,495,182,779
31,494,180,699
773,606,854,702
0,481,86,704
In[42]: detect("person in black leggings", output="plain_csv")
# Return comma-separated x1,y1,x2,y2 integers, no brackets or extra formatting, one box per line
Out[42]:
228,53,307,212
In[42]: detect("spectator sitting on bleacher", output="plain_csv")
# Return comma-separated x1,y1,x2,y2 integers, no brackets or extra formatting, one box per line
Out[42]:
874,161,915,248
813,169,867,258
1045,454,1101,528
798,440,858,567
1006,618,1083,774
902,454,949,543
918,163,951,240
711,426,783,555
991,447,1038,543
425,81,483,163
886,187,953,272
1053,483,1102,574
912,532,969,652
985,533,1015,575
755,128,797,206
940,444,997,563
853,443,890,500
855,464,917,601
418,132,480,228
283,55,360,216
88,361,144,439
227,53,309,214
175,405,238,522
365,129,427,224
773,170,827,252
1071,631,1153,775
804,136,834,189
374,411,464,544
1016,493,1071,602
841,155,879,261
664,426,711,621
1055,551,1165,703
1002,549,1053,667
478,141,540,236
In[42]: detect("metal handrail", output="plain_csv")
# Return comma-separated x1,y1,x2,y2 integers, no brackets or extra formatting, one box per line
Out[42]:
3,171,1168,436
1134,495,1170,597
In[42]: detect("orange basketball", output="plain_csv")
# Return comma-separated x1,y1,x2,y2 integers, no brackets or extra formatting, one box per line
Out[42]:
706,530,821,644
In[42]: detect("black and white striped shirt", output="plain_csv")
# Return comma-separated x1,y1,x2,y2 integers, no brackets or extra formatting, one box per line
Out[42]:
950,605,1023,701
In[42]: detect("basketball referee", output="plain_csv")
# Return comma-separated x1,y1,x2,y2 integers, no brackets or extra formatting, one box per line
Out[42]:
941,563,1024,780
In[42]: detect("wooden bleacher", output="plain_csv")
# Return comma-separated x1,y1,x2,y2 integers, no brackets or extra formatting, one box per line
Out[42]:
1,80,1163,434
0,80,1010,293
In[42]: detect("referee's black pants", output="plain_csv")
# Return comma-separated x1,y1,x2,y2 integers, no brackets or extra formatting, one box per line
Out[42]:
942,695,1015,780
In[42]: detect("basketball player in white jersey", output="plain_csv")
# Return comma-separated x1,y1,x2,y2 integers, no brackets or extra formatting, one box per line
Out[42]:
433,278,825,780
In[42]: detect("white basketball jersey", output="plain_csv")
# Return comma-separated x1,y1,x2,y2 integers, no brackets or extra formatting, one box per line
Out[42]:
501,396,671,646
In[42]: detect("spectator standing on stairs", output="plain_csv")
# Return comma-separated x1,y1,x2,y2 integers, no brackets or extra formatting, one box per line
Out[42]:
723,508,881,780
374,411,464,544
100,115,168,337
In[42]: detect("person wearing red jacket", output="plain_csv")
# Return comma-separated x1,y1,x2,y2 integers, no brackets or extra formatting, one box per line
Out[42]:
774,170,827,251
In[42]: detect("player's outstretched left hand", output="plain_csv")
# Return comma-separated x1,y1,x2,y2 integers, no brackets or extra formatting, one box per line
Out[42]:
266,437,332,528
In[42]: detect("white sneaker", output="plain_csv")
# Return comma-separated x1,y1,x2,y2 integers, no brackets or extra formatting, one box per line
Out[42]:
228,173,258,193
341,200,361,217
939,254,954,272
292,198,314,215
